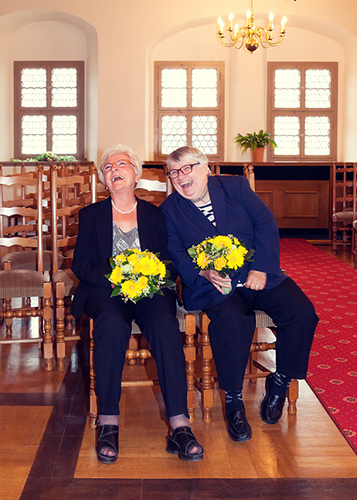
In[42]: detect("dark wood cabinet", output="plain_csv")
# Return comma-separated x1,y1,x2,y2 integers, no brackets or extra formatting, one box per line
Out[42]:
255,179,330,229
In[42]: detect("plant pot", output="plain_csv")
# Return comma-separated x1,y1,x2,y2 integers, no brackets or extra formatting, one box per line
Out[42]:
251,147,265,163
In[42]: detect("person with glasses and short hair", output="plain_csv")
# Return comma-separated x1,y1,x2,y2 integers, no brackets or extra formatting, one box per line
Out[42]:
161,145,318,443
71,143,204,464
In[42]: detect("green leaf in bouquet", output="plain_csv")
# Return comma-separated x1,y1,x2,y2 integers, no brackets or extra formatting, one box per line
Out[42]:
110,286,121,298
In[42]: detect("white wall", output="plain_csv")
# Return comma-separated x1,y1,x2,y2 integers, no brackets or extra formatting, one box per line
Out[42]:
0,0,356,163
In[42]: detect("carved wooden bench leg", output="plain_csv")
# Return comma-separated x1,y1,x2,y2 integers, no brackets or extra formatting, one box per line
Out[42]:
42,281,53,372
287,378,298,415
89,318,98,429
184,312,196,423
199,312,213,423
55,281,66,371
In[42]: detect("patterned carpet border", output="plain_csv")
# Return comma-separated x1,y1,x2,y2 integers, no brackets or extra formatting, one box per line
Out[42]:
279,239,357,455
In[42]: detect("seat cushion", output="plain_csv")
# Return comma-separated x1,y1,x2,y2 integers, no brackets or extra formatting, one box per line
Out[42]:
333,211,354,222
0,269,47,298
52,268,79,296
0,250,66,272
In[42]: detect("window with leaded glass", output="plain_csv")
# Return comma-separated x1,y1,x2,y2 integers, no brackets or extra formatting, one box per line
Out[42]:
267,62,337,161
14,61,84,160
154,62,224,160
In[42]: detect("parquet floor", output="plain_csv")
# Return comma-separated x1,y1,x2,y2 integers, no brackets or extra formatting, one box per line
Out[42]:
1,243,357,500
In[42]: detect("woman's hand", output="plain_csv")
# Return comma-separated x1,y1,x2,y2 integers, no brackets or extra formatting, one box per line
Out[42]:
199,269,231,294
244,270,267,290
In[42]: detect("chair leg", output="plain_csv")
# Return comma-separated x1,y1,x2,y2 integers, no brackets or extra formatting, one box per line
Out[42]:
199,312,214,424
42,281,53,372
4,298,13,338
287,378,298,415
89,318,98,429
55,281,66,371
248,327,259,383
184,312,197,423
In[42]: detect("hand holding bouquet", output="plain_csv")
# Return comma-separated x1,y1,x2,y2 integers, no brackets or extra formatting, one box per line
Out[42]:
187,235,254,294
105,249,175,303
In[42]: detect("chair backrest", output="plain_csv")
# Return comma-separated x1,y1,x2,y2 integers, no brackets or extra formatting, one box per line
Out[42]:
0,166,44,273
207,162,255,191
135,167,170,206
332,163,357,218
50,164,97,274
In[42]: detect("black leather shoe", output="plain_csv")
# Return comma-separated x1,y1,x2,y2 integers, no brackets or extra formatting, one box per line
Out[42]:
226,408,252,442
261,373,286,425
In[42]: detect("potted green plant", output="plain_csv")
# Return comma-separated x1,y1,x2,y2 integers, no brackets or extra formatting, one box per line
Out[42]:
233,129,277,163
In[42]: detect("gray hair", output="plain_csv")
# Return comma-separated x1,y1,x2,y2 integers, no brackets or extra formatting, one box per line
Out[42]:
165,146,208,170
97,143,142,185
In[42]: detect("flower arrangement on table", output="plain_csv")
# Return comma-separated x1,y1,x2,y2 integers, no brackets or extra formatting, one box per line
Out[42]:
187,235,254,294
105,249,175,303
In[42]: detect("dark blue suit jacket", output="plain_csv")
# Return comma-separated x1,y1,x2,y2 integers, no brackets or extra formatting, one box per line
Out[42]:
71,196,175,317
160,175,286,311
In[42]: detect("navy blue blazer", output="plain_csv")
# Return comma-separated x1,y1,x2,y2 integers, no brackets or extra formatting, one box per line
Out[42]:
71,196,175,317
160,175,286,311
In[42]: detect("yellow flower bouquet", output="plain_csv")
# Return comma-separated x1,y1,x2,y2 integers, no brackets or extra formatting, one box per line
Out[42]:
105,249,175,303
187,235,254,294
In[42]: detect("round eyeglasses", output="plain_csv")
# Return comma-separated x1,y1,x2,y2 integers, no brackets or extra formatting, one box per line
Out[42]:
103,159,133,171
167,163,200,179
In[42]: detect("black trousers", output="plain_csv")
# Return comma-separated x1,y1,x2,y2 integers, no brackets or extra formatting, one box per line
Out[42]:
204,277,319,392
83,287,188,418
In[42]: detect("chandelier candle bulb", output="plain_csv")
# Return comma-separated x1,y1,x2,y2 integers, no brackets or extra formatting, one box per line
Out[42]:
217,16,224,35
281,16,287,33
269,12,274,30
228,13,234,31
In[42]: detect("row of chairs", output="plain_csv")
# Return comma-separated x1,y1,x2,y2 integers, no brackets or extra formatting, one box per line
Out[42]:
0,162,96,371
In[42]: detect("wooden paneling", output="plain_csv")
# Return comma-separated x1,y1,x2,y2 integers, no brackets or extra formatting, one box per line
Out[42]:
255,180,330,228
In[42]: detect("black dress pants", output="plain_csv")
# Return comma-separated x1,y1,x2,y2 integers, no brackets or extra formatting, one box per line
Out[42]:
83,287,188,418
204,277,319,392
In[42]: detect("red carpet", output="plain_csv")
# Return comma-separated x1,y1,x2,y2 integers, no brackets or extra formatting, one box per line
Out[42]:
279,238,357,454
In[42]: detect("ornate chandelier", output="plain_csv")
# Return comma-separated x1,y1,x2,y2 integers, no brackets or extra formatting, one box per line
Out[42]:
217,0,287,53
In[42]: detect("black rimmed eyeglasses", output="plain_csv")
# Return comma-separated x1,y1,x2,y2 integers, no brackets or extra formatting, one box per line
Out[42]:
167,163,200,179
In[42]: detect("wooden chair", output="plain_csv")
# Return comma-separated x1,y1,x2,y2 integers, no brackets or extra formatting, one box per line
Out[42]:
191,312,298,423
0,166,53,371
50,164,97,369
353,219,357,265
85,307,197,428
331,162,357,257
189,165,298,422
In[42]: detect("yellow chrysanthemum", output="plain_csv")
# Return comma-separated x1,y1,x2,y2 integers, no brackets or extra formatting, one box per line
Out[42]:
157,260,166,278
127,253,141,273
121,280,142,298
226,247,248,269
109,266,123,285
139,275,149,288
136,256,157,275
114,254,126,265
214,256,227,271
197,251,210,269
212,235,233,250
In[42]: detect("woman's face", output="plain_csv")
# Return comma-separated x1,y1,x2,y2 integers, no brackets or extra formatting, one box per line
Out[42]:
168,159,209,200
103,153,140,195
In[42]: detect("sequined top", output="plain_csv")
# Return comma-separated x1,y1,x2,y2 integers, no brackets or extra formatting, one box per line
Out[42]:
112,223,141,256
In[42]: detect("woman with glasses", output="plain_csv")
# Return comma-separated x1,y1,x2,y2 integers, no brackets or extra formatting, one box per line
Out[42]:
71,143,203,464
161,146,318,443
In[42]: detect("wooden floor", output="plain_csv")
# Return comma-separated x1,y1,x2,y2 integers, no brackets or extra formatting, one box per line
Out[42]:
1,243,357,500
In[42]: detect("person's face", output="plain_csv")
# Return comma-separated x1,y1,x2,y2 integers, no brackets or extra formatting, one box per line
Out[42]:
103,153,140,194
168,159,209,200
